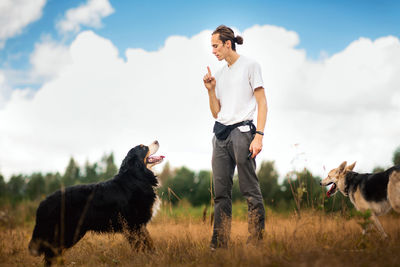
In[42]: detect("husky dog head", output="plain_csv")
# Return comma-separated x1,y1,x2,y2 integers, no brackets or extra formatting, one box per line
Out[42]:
320,161,356,197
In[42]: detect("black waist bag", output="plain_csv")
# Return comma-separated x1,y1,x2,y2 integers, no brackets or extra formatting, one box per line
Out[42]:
213,120,255,140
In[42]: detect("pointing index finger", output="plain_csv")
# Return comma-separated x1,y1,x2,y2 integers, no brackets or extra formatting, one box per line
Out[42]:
207,66,212,76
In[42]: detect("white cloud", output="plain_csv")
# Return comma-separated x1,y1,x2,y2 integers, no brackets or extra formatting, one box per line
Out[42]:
0,0,46,48
29,36,72,80
57,0,114,34
0,71,9,107
239,26,400,176
0,36,71,106
0,25,399,181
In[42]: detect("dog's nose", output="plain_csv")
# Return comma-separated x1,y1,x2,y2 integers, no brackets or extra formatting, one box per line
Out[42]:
154,140,159,145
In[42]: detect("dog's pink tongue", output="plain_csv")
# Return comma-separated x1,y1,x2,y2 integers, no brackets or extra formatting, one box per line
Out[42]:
148,155,165,163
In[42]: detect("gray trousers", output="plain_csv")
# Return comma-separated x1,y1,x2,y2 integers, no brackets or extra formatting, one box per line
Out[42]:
211,128,265,247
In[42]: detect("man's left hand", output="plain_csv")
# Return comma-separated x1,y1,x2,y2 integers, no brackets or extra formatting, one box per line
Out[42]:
249,134,263,159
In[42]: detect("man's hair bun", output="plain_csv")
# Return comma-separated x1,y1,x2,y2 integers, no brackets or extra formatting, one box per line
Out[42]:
234,36,243,45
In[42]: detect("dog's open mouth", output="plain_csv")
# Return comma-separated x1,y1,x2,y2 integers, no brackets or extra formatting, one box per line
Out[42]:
326,183,337,197
146,155,165,165
145,141,165,167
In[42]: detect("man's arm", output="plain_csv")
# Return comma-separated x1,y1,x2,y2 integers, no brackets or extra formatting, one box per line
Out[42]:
208,90,221,119
249,87,268,158
203,66,221,118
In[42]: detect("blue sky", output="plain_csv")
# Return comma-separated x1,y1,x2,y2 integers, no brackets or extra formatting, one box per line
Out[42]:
1,0,400,178
2,0,399,79
103,0,400,55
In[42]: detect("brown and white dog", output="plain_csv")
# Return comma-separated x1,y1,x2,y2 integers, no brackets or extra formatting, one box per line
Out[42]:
320,161,400,238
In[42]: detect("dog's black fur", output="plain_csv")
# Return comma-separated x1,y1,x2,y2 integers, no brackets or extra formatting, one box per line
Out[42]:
29,144,160,266
345,165,400,202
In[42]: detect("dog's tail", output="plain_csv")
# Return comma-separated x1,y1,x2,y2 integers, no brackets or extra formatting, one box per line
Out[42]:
388,170,400,213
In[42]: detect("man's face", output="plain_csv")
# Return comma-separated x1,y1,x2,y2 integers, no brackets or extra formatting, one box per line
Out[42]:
211,34,230,61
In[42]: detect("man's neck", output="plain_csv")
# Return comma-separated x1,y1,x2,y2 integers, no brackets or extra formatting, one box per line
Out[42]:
225,52,240,67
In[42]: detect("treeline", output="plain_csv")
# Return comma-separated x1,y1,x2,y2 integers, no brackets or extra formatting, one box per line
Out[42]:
157,161,352,213
0,153,118,205
1,147,399,213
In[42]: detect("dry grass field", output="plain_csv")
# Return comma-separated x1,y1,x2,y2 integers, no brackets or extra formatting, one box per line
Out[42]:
1,207,400,267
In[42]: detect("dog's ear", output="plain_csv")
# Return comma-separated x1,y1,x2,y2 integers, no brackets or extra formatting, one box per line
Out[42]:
346,161,356,171
338,161,347,173
134,160,143,169
119,154,140,174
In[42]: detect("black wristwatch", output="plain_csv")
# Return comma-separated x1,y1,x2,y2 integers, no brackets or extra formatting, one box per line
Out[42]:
255,131,264,136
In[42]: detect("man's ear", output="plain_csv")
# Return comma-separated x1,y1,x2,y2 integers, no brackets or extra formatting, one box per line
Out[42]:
225,39,231,49
346,161,356,171
338,161,347,173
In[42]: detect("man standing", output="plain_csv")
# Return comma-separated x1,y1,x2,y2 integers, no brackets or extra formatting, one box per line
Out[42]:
203,25,268,250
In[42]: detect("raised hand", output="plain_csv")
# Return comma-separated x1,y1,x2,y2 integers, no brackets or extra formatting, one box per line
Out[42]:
203,66,216,91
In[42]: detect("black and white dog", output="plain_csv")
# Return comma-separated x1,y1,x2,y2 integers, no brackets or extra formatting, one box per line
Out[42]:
321,161,400,238
29,141,164,266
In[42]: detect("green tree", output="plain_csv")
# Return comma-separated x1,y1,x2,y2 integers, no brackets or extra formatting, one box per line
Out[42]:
280,172,300,212
158,161,175,184
160,167,196,205
373,166,385,173
232,175,243,202
0,173,6,198
296,169,323,209
323,191,353,214
26,173,46,200
257,161,280,207
99,153,118,181
7,175,26,203
393,146,400,165
81,161,99,184
44,172,61,194
279,169,325,213
62,157,80,186
192,170,213,206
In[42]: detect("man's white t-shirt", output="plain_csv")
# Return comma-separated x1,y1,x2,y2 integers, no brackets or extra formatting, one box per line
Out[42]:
214,55,264,132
